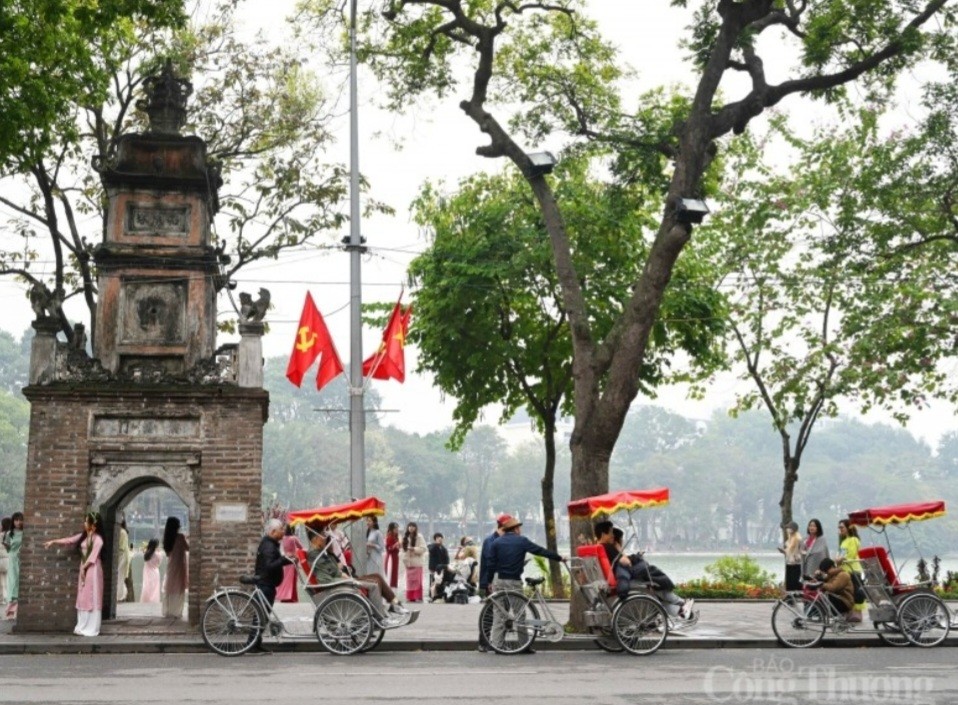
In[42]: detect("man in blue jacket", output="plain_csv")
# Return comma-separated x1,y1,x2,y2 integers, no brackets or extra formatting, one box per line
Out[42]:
485,517,565,653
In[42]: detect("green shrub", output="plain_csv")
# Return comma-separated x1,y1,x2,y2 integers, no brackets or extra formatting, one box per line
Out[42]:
678,579,780,599
704,555,776,587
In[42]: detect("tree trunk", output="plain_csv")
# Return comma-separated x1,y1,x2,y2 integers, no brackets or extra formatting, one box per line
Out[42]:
541,417,565,598
779,454,800,539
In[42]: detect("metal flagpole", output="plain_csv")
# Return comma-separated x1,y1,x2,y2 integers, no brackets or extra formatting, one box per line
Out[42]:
346,0,367,573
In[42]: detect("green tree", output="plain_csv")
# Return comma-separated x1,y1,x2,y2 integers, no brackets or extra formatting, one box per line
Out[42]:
0,390,30,511
307,0,956,531
0,0,351,343
0,0,184,168
408,158,724,594
705,113,958,532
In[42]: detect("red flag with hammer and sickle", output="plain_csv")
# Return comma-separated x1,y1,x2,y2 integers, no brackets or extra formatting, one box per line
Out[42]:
286,292,343,390
362,299,411,382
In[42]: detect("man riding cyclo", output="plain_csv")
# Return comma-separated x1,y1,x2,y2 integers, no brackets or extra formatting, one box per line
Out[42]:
810,557,855,616
593,520,694,621
304,521,408,618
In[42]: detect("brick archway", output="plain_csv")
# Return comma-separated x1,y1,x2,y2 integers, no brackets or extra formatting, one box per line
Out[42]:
92,458,199,621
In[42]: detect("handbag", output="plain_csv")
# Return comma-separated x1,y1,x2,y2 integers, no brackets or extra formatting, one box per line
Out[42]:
850,571,866,604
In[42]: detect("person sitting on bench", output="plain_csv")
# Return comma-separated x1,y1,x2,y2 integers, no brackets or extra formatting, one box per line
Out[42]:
305,527,408,617
593,521,694,620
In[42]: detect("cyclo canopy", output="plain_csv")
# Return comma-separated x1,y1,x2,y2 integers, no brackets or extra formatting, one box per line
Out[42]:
847,500,945,527
286,496,386,526
567,488,669,519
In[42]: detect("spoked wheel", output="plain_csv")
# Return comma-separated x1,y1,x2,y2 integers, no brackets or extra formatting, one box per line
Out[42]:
201,590,265,656
897,593,951,647
360,626,386,653
612,595,668,655
478,591,539,655
875,621,910,647
313,592,374,655
771,597,826,648
593,632,624,653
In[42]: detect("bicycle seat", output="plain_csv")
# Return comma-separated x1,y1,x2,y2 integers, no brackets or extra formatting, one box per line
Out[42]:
239,575,259,585
525,576,546,587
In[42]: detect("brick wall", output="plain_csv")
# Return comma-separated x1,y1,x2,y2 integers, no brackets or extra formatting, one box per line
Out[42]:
16,384,268,632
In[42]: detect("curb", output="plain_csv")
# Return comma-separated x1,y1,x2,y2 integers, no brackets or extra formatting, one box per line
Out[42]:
3,636,957,655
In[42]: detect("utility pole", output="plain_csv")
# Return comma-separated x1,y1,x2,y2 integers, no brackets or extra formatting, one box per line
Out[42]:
346,0,368,573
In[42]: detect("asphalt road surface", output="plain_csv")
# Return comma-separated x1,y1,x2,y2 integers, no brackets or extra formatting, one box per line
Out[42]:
1,648,956,704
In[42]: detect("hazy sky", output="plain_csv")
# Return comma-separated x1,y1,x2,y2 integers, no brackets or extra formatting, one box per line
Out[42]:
0,0,952,447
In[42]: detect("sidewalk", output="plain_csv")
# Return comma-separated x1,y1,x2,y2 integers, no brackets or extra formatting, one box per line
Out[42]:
3,598,955,654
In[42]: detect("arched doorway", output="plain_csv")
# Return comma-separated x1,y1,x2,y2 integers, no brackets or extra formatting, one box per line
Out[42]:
92,460,199,622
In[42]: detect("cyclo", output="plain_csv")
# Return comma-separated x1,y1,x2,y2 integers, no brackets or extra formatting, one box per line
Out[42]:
771,500,951,648
201,497,418,656
478,487,697,656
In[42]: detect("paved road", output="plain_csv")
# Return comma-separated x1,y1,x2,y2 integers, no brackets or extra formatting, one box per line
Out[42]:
1,649,957,704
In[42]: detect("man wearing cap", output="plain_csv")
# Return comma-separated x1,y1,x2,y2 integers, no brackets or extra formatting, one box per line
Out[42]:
479,514,513,598
477,514,513,652
485,517,565,653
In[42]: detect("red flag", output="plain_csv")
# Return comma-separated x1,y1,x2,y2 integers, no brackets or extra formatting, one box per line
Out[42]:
362,301,411,382
286,292,344,391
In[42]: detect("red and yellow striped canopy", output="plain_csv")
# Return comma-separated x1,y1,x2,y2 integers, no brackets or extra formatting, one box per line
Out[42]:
287,496,385,526
848,501,945,526
567,488,669,519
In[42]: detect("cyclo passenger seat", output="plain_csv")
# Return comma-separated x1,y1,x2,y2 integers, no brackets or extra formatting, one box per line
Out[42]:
576,545,617,591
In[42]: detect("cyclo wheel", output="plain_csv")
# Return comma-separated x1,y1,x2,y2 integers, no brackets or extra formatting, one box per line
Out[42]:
897,592,951,647
771,596,826,648
478,591,539,655
360,626,386,653
201,589,266,656
593,632,624,653
874,621,910,647
612,594,668,655
313,592,374,655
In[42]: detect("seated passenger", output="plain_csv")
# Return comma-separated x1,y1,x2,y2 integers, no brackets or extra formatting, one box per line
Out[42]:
593,521,694,621
305,527,408,617
814,558,854,615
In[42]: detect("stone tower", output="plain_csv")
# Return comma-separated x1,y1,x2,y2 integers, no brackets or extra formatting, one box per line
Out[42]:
17,62,269,631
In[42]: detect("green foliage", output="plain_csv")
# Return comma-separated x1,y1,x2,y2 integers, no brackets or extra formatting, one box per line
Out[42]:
0,0,185,168
678,579,781,600
704,555,776,587
408,154,727,446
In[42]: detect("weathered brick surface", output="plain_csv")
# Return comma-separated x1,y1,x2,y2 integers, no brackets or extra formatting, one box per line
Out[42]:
16,385,268,632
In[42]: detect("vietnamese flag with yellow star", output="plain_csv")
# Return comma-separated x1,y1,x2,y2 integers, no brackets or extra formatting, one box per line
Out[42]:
286,292,344,390
362,300,411,382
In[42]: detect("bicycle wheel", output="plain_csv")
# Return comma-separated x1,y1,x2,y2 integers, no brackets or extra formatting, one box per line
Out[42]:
478,592,539,655
313,592,374,655
593,632,624,653
897,593,950,647
612,595,668,655
360,626,386,653
874,621,910,647
201,589,265,656
771,597,826,648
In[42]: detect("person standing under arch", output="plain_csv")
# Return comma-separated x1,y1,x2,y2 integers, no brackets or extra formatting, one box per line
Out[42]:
44,511,105,636
161,517,189,618
4,512,23,619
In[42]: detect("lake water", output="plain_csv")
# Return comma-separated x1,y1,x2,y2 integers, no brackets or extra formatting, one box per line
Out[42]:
637,552,958,584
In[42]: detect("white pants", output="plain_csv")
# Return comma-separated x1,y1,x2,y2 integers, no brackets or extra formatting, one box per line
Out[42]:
74,610,101,637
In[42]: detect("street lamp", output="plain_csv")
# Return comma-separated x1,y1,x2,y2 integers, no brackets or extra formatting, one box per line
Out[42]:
675,197,710,224
527,151,557,176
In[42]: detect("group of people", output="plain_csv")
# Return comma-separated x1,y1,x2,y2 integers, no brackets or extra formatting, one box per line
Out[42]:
39,512,190,637
1,512,24,619
427,533,480,603
779,517,865,620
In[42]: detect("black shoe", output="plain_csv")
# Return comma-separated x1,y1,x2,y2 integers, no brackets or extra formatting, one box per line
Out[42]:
477,642,489,652
519,647,536,654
